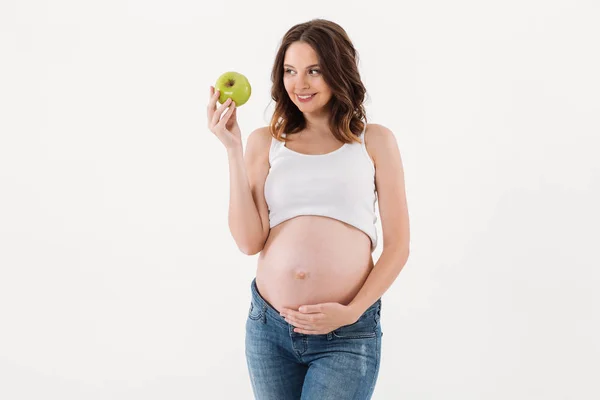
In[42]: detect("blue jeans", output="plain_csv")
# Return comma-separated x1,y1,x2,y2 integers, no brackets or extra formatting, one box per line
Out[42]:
245,278,383,400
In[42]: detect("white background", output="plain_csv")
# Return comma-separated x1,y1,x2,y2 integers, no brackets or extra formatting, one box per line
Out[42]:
1,0,599,399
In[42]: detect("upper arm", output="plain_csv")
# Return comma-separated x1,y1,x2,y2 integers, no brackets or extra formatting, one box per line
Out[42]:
244,126,272,253
367,124,410,253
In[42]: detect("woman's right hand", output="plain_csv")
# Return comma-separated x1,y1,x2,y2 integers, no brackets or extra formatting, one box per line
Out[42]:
207,86,242,150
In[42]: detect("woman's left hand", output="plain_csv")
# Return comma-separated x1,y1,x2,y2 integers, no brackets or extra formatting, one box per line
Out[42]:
279,302,358,335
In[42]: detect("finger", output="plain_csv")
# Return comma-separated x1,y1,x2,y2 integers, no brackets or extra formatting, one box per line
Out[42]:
283,313,313,326
211,98,233,127
293,327,322,335
216,100,235,128
299,305,323,313
206,87,221,119
282,308,323,322
285,318,316,330
284,311,322,325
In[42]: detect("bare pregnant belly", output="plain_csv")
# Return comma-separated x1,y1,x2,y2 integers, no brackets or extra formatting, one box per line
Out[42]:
256,215,375,314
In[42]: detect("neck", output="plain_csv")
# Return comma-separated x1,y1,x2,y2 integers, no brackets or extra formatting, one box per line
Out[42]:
302,110,332,139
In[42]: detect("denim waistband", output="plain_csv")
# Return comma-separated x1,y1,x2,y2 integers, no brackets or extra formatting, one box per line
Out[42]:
250,277,381,326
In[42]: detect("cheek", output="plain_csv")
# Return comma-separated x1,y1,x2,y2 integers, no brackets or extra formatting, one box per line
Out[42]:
315,78,330,93
283,78,294,94
315,81,331,95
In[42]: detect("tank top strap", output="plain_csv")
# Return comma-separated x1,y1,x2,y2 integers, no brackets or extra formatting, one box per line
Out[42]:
357,123,375,173
359,123,367,139
269,133,286,165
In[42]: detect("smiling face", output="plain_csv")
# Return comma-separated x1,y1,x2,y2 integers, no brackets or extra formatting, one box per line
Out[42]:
282,41,333,115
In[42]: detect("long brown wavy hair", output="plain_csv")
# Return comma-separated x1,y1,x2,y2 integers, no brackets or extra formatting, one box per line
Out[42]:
268,19,368,144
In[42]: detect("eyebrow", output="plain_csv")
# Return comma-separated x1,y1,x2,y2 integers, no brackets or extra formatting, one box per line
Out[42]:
283,64,320,69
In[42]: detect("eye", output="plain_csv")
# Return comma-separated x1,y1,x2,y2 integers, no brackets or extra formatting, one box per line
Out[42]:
284,68,320,76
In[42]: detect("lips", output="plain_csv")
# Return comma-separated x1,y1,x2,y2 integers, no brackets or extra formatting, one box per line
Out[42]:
296,93,316,102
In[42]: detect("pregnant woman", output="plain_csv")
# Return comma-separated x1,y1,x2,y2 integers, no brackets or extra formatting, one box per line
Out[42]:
207,18,410,400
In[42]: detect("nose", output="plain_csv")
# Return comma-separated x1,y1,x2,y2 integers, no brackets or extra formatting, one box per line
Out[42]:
295,74,309,90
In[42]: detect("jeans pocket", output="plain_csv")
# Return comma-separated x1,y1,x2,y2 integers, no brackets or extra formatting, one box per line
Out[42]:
332,311,377,339
248,300,264,321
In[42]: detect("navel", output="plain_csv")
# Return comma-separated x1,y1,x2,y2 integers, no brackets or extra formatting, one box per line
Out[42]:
294,270,309,280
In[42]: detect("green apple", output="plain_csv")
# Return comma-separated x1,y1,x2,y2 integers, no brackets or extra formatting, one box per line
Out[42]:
214,71,251,107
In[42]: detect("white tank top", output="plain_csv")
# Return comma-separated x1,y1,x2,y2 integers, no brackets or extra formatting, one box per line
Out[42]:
264,125,379,252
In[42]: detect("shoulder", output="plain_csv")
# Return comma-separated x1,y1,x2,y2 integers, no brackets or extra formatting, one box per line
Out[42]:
364,123,396,143
364,123,399,167
246,126,274,153
247,126,273,144
245,126,273,165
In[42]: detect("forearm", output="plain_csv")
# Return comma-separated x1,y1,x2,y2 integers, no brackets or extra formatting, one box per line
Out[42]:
348,246,410,319
226,146,264,254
